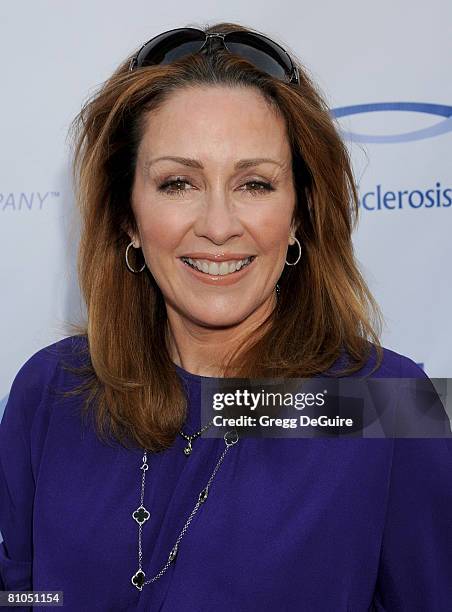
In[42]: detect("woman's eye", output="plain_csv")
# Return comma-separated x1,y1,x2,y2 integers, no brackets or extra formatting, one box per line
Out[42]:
157,179,275,197
157,178,192,196
241,181,275,196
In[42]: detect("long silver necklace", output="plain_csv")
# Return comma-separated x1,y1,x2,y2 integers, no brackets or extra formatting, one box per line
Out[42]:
130,423,239,590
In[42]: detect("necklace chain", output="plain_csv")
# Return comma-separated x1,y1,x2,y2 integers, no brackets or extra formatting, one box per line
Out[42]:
179,418,215,455
130,424,239,590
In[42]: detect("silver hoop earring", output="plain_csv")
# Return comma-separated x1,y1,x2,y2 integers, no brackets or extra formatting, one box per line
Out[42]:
285,237,301,266
125,241,146,273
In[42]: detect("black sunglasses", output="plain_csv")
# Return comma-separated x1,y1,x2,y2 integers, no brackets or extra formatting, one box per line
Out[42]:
129,27,299,85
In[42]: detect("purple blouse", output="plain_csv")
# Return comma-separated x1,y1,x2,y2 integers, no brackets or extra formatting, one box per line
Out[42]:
1,335,451,611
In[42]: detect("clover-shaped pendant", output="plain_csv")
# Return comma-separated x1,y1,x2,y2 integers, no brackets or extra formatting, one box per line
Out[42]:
131,569,145,590
132,504,151,526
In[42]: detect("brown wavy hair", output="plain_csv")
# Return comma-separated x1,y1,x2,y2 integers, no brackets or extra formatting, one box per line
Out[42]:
61,20,384,452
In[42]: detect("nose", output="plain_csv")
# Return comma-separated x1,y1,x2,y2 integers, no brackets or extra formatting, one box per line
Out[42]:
193,190,244,244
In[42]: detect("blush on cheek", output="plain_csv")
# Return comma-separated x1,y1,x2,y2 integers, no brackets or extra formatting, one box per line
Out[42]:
257,212,292,239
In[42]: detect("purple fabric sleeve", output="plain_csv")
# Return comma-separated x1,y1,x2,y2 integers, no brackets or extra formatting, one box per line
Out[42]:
370,356,452,610
0,346,58,607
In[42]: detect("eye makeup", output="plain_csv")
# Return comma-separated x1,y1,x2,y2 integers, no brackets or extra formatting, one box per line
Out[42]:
156,177,276,197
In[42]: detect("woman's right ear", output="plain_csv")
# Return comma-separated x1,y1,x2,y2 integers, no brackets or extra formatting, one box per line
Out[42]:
122,223,140,248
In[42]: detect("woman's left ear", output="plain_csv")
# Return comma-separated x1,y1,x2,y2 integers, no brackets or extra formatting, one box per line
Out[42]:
121,222,140,248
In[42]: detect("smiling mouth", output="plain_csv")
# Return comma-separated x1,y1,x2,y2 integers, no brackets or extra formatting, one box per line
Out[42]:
180,256,256,276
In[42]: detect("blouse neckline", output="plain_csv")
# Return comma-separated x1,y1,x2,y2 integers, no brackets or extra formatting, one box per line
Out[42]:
173,362,224,383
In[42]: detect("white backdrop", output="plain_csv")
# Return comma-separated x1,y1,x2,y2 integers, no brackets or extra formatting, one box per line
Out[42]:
1,0,451,423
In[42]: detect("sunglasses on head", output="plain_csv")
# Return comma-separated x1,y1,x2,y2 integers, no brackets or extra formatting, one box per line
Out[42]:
129,27,299,85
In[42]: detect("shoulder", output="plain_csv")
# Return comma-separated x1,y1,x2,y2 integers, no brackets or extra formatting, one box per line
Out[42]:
380,345,428,378
360,344,451,436
1,335,89,429
342,343,429,379
8,334,88,391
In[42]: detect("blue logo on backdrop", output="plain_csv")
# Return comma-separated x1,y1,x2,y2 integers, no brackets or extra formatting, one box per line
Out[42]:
330,102,452,210
358,181,451,211
331,102,452,143
0,191,60,211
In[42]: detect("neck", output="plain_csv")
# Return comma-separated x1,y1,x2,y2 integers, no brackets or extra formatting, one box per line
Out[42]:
165,294,276,377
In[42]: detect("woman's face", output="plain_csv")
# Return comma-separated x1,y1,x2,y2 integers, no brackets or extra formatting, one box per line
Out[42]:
130,85,297,329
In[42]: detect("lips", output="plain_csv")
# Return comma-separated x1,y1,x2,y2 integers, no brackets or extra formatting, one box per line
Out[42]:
181,256,255,276
178,254,256,285
179,252,256,262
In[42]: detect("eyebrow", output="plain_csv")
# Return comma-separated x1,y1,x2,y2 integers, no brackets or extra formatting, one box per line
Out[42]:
145,156,283,171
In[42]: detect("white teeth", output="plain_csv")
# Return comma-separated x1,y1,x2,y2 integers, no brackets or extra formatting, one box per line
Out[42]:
183,256,253,275
209,262,220,275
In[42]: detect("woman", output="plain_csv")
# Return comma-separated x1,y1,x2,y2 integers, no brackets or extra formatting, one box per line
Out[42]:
1,21,451,611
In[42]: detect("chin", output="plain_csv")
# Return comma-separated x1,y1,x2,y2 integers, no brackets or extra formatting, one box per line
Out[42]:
185,304,251,329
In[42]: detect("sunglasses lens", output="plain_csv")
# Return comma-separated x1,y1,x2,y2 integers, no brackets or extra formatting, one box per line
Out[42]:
224,32,293,81
135,28,206,68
